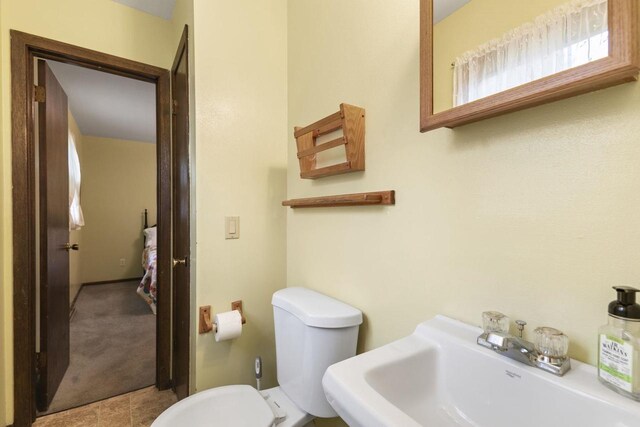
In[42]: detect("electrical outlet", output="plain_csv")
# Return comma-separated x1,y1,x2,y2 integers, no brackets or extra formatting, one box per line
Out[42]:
119,258,125,266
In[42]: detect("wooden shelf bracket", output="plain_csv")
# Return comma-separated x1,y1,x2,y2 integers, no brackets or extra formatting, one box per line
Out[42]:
294,103,365,179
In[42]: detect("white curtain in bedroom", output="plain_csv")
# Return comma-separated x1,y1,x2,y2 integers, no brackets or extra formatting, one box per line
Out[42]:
453,0,609,107
69,132,85,230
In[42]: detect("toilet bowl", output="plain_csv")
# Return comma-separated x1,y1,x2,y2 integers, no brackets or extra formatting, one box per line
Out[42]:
152,287,362,427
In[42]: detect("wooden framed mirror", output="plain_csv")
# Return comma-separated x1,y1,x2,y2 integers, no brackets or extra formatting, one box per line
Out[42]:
420,0,639,132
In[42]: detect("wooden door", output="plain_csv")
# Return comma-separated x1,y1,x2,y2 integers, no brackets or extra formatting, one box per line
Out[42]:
36,60,71,412
171,26,191,401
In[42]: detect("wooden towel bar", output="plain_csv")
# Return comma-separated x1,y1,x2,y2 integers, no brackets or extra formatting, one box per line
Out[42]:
282,191,395,208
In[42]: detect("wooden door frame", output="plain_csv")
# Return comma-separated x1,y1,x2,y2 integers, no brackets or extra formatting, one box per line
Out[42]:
11,30,172,426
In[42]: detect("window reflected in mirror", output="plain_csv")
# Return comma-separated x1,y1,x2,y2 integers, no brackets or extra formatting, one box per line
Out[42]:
433,0,609,113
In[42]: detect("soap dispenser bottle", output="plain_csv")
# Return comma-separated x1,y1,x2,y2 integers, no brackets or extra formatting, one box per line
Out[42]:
598,286,640,401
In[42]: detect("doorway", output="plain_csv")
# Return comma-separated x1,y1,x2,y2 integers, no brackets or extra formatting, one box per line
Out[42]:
35,58,159,414
11,29,191,427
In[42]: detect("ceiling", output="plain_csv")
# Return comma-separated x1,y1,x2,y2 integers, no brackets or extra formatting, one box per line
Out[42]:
112,0,176,20
47,60,156,143
434,0,471,23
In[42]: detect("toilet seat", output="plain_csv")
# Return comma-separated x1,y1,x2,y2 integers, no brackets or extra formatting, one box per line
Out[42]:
152,385,275,427
152,385,316,427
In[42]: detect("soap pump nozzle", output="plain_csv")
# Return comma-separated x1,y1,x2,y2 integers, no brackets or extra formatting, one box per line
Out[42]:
614,286,639,304
610,286,640,320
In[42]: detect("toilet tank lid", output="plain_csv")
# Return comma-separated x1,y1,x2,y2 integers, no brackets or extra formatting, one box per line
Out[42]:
272,287,363,328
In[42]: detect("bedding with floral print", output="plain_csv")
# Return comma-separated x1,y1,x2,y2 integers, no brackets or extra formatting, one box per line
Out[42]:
137,245,157,314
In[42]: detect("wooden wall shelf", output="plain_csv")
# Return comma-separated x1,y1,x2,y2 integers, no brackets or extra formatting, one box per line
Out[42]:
294,103,365,179
283,191,395,208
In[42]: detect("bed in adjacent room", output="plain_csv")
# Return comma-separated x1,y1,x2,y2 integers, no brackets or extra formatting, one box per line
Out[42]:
138,209,157,314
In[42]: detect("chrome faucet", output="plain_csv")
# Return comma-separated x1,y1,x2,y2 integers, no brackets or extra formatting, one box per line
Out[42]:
477,312,571,376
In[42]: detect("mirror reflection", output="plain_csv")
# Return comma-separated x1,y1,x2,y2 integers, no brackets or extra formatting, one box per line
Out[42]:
433,0,609,113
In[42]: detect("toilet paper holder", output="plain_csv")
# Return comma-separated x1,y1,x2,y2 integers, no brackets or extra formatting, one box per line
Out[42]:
199,300,246,334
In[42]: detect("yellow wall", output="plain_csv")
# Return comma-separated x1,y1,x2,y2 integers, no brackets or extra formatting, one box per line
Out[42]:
0,0,183,423
288,1,640,425
173,0,194,44
78,135,156,284
68,111,84,303
434,0,573,113
6,2,634,426
192,0,287,393
0,1,5,424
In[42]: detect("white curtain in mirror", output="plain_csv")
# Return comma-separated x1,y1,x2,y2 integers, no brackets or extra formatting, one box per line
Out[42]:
69,132,85,230
453,0,608,107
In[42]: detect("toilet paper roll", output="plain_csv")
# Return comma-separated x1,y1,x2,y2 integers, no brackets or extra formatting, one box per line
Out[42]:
214,309,243,342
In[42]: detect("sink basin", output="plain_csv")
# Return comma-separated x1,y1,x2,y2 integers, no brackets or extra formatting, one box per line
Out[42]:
322,316,640,427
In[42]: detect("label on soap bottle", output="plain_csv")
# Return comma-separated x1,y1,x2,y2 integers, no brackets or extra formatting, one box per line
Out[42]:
599,334,634,392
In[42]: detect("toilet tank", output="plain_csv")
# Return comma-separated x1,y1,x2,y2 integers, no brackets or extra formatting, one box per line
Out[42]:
272,287,362,418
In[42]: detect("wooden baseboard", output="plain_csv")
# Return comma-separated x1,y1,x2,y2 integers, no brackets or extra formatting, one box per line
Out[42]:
70,285,82,318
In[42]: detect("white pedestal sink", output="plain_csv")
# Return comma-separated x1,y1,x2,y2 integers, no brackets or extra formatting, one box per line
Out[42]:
322,316,640,427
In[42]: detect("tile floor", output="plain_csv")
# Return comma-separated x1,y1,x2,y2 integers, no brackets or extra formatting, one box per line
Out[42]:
33,386,177,427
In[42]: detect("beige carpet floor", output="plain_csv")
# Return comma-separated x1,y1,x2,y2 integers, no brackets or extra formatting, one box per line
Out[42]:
40,280,156,415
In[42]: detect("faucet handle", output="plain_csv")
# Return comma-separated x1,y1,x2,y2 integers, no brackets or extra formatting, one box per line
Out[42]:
482,311,510,334
534,327,569,359
515,320,527,338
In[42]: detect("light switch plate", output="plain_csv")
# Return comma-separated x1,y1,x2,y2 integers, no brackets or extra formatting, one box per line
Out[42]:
225,216,240,239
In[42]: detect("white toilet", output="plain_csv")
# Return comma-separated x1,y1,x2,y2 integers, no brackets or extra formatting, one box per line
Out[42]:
152,287,363,427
